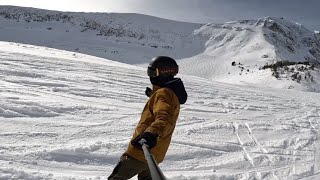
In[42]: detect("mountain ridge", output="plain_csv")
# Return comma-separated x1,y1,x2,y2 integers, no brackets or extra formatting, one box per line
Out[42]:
1,6,319,64
1,5,320,92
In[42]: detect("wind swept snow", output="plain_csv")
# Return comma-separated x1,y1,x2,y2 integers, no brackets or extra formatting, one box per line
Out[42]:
1,42,320,179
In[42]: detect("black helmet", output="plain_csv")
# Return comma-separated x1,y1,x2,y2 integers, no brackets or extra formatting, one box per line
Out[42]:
147,56,178,77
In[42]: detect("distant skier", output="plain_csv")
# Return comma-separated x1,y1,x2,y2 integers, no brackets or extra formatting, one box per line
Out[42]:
108,56,188,180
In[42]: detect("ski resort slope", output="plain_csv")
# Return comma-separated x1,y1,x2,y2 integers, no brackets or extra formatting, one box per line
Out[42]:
1,41,320,180
179,18,320,92
1,6,320,93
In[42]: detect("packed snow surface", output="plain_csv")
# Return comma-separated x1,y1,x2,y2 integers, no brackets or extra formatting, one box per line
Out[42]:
1,42,320,179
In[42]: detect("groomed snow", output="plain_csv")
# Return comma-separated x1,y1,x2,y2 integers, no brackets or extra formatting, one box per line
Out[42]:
1,42,320,179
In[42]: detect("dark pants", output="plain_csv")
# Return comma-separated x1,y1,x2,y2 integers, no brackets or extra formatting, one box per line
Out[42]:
108,153,151,180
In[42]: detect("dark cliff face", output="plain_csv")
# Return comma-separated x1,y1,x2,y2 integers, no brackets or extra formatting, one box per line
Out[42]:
261,17,320,64
308,33,320,65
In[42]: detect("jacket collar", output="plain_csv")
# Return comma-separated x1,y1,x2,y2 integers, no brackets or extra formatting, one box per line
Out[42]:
151,85,161,95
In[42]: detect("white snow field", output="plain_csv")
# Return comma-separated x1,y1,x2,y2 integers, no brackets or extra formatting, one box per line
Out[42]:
1,42,320,180
1,6,320,92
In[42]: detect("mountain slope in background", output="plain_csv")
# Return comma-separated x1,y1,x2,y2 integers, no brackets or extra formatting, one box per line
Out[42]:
0,6,205,64
0,5,320,91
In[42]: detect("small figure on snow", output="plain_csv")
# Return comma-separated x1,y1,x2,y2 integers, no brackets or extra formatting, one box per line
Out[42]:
108,56,188,179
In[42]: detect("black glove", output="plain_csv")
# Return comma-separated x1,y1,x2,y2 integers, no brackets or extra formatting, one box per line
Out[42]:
131,132,158,150
145,87,152,97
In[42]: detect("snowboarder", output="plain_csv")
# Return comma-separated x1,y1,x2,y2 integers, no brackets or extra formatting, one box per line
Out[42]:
108,56,188,180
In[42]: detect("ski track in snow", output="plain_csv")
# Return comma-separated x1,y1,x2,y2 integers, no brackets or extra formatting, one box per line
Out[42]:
1,43,320,179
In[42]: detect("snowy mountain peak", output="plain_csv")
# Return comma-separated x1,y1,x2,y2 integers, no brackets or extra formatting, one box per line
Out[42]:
0,6,320,92
192,16,320,63
261,17,320,64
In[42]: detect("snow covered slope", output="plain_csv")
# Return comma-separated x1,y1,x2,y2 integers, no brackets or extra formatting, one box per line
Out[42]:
0,5,204,64
180,18,320,88
2,41,320,179
0,6,320,91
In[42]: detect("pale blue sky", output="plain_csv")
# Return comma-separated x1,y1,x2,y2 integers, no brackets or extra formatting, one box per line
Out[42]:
0,0,319,30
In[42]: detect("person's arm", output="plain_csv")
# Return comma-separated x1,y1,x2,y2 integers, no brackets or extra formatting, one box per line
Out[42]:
145,89,175,137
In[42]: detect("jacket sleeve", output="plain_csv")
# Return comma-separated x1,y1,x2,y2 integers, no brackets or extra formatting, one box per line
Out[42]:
145,89,176,137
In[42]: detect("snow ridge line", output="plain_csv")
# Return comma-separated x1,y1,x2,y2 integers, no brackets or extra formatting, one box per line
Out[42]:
232,122,262,179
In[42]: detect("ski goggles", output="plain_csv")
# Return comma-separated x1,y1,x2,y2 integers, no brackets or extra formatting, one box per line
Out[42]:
147,66,159,77
147,66,178,77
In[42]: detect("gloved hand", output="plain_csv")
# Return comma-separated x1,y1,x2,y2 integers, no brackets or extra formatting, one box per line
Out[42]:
131,132,158,150
145,87,152,97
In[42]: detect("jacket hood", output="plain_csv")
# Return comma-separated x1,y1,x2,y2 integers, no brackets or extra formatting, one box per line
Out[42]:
164,78,188,104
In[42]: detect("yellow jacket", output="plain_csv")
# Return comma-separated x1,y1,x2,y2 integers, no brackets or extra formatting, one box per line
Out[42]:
126,85,181,164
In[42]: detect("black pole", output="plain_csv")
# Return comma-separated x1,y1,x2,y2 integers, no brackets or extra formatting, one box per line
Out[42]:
140,140,166,180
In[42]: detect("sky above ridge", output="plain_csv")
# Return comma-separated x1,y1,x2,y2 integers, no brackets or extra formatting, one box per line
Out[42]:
0,0,319,31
